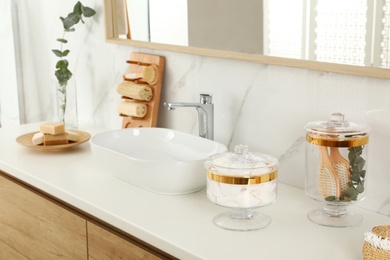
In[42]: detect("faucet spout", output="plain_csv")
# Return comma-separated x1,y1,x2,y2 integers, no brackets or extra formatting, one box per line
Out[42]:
164,93,214,140
164,102,202,110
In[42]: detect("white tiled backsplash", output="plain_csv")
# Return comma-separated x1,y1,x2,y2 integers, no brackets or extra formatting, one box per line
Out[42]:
1,0,390,216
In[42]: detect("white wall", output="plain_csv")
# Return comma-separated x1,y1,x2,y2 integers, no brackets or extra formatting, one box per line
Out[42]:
1,0,390,216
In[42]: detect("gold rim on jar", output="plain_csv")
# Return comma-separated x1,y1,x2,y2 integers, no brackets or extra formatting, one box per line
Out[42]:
306,134,368,147
207,170,277,185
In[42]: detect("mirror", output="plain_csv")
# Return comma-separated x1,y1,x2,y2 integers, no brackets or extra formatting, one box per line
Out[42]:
104,0,390,79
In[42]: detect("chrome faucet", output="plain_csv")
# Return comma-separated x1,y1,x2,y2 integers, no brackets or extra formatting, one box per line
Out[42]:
164,93,214,140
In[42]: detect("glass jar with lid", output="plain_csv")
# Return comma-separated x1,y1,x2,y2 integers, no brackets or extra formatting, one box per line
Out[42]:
204,144,278,231
305,112,369,227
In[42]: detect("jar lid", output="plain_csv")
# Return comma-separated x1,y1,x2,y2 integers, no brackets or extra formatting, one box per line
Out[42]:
305,112,368,137
305,113,369,147
204,144,278,175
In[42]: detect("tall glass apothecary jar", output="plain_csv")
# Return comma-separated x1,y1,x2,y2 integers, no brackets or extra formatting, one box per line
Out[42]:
305,113,369,227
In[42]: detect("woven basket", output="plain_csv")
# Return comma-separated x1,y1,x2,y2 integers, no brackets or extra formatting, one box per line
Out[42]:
363,226,390,260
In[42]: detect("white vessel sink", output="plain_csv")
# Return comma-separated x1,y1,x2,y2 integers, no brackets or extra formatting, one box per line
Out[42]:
90,128,227,195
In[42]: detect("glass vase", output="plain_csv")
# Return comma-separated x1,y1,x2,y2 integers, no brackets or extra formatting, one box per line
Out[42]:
50,79,78,129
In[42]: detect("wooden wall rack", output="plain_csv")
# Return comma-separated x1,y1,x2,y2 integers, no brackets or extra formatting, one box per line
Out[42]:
118,52,165,128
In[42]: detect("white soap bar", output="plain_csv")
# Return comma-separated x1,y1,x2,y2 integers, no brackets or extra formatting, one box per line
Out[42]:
32,132,44,145
66,130,80,142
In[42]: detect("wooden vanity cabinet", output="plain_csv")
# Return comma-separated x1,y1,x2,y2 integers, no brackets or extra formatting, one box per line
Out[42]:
87,222,162,260
0,172,173,260
0,239,28,260
0,173,87,259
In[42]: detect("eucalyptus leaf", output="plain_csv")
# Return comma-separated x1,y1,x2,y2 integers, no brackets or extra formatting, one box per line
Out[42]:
351,158,365,172
82,6,96,17
55,68,72,84
348,155,356,166
349,146,363,156
356,182,364,193
56,38,68,43
344,187,358,200
52,49,63,57
55,71,68,86
62,50,70,57
351,173,360,182
356,156,366,165
351,165,359,173
325,196,336,201
62,15,77,30
56,59,69,69
74,2,82,14
68,11,81,23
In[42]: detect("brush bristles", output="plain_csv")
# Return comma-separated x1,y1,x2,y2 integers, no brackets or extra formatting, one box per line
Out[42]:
143,65,158,85
333,162,350,195
319,165,337,199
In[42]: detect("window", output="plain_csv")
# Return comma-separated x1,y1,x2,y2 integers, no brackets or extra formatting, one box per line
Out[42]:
265,0,390,68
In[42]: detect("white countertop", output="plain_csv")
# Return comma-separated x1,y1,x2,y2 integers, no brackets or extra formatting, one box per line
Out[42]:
0,123,388,259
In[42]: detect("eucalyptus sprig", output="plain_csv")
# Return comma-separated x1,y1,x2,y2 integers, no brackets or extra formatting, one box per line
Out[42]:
324,145,366,202
52,1,96,87
344,146,366,201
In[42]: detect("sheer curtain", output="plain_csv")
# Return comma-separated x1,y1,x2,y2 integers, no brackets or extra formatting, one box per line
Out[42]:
0,0,21,126
0,0,66,127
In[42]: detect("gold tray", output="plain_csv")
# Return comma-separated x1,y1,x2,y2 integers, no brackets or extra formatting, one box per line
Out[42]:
16,130,91,151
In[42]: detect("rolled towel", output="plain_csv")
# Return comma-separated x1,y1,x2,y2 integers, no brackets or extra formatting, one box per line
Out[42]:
118,101,147,118
124,64,158,85
117,81,153,101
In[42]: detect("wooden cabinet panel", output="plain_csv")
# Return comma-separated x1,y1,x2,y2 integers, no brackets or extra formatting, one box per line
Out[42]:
0,239,28,260
0,174,88,259
87,222,163,260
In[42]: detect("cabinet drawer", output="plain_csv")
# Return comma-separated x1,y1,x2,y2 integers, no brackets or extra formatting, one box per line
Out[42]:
0,239,27,260
0,174,87,259
87,222,163,260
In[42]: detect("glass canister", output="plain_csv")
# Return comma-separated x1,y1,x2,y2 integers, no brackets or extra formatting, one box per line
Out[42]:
305,112,369,227
204,144,278,231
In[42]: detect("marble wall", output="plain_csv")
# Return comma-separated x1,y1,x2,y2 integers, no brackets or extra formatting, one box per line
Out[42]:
1,0,390,216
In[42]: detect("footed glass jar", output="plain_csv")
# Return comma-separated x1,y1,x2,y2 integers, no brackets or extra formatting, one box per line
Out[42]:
305,113,369,227
204,144,278,231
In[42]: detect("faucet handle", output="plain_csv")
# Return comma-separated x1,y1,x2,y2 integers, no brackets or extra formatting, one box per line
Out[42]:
200,93,212,104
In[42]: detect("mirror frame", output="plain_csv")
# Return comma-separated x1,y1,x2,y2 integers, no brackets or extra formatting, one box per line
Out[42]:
103,0,390,79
